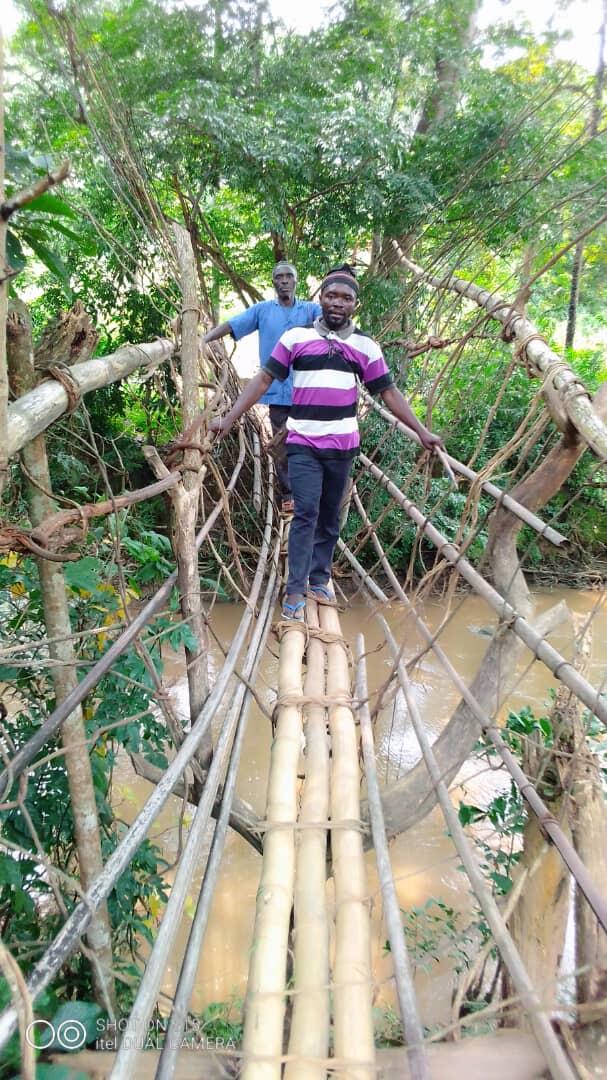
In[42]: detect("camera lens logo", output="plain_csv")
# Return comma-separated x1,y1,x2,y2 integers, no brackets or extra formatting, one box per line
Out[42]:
25,1018,87,1050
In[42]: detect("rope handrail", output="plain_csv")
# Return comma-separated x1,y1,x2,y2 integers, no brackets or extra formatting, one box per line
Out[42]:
0,498,277,1051
360,388,567,546
0,443,248,800
339,529,607,935
359,452,607,727
112,483,279,1078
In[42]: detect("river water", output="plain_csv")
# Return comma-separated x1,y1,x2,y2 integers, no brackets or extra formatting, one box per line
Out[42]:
112,587,607,1029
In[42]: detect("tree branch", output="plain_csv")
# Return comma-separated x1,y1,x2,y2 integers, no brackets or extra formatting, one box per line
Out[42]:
1,160,70,221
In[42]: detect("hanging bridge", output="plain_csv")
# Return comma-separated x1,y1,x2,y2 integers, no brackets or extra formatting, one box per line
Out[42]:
2,258,607,1080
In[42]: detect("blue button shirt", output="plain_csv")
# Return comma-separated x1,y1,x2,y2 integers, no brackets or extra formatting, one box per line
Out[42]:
228,298,321,405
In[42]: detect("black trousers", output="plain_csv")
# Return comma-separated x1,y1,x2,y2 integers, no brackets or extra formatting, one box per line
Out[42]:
268,405,291,499
286,447,352,594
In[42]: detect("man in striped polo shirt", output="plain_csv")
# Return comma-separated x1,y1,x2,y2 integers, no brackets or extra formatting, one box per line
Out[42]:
210,265,442,619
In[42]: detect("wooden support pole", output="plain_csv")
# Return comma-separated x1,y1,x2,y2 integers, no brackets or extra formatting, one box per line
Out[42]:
171,222,210,766
242,623,306,1080
285,600,330,1080
355,635,429,1080
320,601,375,1080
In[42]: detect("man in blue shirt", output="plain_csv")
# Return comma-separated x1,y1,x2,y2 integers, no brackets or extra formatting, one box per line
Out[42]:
202,262,321,511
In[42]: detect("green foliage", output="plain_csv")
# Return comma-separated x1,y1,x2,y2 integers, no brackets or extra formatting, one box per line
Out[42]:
389,897,476,976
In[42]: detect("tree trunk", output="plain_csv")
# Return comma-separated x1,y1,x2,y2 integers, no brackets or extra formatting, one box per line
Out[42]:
171,223,211,767
413,0,480,137
564,0,606,351
565,623,607,1017
7,302,116,1015
564,240,583,350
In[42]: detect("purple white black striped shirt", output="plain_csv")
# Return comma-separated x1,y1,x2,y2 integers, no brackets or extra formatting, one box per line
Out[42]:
264,324,393,456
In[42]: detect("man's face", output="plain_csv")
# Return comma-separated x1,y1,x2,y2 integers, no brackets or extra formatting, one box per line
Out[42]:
320,283,357,330
273,270,296,303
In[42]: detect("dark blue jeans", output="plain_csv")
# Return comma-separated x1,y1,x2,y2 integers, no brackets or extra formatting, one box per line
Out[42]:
286,448,353,594
268,405,291,500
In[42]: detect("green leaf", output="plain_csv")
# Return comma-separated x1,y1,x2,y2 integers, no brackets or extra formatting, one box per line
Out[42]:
22,233,73,297
64,557,104,593
0,856,22,887
458,804,484,826
490,872,513,895
6,230,26,271
25,193,77,219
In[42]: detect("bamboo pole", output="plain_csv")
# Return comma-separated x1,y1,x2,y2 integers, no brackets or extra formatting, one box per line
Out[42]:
359,452,607,727
342,498,607,934
112,493,278,1079
395,249,607,460
241,621,306,1080
7,338,174,457
157,536,281,1078
171,222,210,765
320,601,375,1079
252,428,263,513
381,620,577,1080
354,636,429,1080
285,599,330,1080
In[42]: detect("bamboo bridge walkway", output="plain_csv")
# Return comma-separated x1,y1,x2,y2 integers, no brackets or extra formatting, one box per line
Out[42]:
3,263,607,1079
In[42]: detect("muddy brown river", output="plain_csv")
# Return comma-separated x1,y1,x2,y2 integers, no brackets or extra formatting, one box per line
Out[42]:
112,587,607,1028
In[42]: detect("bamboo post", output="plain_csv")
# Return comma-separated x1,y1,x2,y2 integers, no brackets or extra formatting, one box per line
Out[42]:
252,427,263,513
354,635,430,1080
171,222,210,766
6,303,116,1015
241,622,306,1080
285,600,330,1079
319,601,375,1079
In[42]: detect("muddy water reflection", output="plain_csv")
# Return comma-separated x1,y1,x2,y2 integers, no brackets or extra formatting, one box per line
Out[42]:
112,588,607,1026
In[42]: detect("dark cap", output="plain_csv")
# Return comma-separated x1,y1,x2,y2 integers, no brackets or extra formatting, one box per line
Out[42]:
320,263,359,296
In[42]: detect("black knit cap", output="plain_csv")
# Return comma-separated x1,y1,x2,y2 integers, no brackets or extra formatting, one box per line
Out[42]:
320,263,359,296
